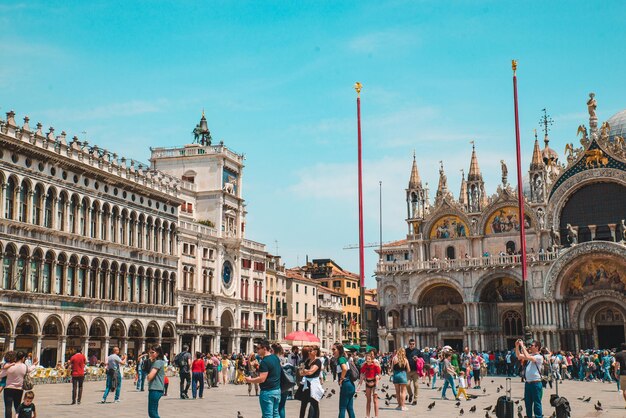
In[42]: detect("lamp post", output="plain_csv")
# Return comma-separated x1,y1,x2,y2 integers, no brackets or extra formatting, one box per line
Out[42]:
511,61,533,344
354,82,368,353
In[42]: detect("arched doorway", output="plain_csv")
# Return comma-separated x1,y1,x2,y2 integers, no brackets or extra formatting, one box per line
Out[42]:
0,313,11,353
419,284,464,348
41,316,63,367
161,322,175,358
502,310,523,349
66,317,87,360
128,320,144,358
220,310,234,354
594,307,625,349
479,277,523,350
109,319,126,355
146,321,160,348
89,318,107,361
14,314,38,361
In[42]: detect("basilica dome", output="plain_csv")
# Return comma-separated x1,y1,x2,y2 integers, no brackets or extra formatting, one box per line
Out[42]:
607,109,626,139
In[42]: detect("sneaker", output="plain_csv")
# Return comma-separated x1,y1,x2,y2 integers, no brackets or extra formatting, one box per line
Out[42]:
100,400,106,404
77,401,81,405
408,395,413,403
71,401,76,405
114,400,120,403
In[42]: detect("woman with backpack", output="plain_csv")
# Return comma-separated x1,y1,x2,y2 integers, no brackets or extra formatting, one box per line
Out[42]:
392,349,410,410
333,342,356,418
3,351,37,418
146,345,166,418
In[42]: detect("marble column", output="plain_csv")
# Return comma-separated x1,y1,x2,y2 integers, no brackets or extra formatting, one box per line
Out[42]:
35,335,43,361
122,338,128,356
83,338,90,357
58,336,67,363
103,337,110,360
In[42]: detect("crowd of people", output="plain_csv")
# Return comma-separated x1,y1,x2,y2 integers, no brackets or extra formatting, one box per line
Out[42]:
1,340,625,418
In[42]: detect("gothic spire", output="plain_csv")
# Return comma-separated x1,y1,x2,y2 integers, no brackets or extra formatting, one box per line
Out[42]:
408,151,421,189
458,169,468,208
468,141,482,181
436,161,449,198
530,129,544,170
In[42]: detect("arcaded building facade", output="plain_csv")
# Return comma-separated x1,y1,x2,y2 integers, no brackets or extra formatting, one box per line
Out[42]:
0,110,181,366
376,97,626,353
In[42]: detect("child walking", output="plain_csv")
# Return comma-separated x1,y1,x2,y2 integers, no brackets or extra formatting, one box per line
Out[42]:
457,371,469,400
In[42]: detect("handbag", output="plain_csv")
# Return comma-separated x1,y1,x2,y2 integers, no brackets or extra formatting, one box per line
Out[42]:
22,365,34,391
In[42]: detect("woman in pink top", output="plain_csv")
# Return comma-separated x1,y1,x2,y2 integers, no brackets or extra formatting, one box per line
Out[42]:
3,351,36,418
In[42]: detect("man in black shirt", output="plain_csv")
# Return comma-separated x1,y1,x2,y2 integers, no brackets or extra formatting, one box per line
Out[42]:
616,343,626,407
404,339,420,403
175,345,192,399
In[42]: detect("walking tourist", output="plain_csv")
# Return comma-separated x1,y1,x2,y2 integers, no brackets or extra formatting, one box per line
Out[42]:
146,345,166,418
457,370,469,400
471,351,484,389
221,354,230,385
175,345,192,399
247,353,260,396
245,340,282,418
333,343,355,418
136,351,149,391
516,339,544,418
299,345,323,418
271,344,294,418
358,351,381,418
3,351,36,418
191,352,205,399
67,346,87,405
101,346,126,403
440,351,458,400
404,339,420,403
391,348,410,410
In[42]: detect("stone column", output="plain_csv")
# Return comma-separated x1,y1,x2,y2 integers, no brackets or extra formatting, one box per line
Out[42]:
83,338,90,357
35,335,43,361
140,338,146,354
103,337,110,360
194,334,200,354
214,332,221,354
122,338,128,356
58,336,67,363
0,184,6,218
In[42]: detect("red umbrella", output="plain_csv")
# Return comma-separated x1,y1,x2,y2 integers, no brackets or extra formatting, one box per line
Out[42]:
284,331,320,346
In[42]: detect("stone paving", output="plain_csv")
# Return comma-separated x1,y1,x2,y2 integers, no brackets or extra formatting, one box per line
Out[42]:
19,375,626,417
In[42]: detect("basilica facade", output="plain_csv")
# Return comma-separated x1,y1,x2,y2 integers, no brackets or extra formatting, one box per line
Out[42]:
376,96,626,353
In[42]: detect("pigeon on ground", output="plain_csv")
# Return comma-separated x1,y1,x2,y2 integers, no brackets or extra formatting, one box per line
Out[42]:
594,404,602,411
385,400,390,406
381,388,386,393
517,405,523,412
438,386,443,392
496,388,501,393
596,400,602,407
482,388,487,394
583,397,591,402
456,401,461,407
517,412,523,418
484,412,490,418
469,405,477,413
354,393,358,398
412,400,417,406
514,400,519,404
484,405,493,412
577,396,584,401
459,408,464,415
490,380,494,383
237,412,243,418
428,401,436,410
331,389,336,395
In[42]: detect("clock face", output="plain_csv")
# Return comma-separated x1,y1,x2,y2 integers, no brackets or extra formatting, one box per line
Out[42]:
222,261,233,287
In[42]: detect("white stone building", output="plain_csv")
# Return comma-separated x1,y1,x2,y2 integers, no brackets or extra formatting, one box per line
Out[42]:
0,110,181,365
150,113,266,355
376,98,626,353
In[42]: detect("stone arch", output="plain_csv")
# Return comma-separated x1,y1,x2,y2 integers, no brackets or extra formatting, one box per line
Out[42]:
571,291,626,349
67,316,88,337
471,270,523,303
0,312,13,338
109,318,126,338
418,282,464,307
42,314,64,336
162,321,175,339
479,199,536,236
424,210,471,240
89,317,108,337
546,169,626,231
544,241,626,299
410,275,464,303
15,313,39,341
435,308,463,331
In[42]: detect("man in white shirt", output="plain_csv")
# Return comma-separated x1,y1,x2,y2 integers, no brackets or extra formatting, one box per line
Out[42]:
515,339,543,418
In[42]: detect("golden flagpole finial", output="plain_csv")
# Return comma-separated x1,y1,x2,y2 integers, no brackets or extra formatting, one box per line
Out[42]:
354,82,363,97
512,60,518,74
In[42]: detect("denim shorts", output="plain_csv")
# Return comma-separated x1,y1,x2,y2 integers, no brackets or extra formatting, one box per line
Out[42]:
392,370,407,384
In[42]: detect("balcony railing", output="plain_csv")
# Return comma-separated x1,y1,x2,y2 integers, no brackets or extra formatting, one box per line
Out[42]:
202,320,215,326
182,318,196,324
376,251,559,273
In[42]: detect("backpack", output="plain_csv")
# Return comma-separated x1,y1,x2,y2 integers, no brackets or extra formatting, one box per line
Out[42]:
348,360,360,382
280,365,296,393
141,358,152,374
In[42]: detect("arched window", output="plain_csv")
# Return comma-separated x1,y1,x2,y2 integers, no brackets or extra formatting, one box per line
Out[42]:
153,220,160,252
55,254,66,295
506,241,516,254
89,259,98,298
69,195,79,234
44,189,54,228
120,210,128,245
2,245,16,289
111,207,119,243
56,193,67,232
90,201,98,239
79,198,88,236
4,178,16,219
77,257,88,297
32,184,43,225
118,265,126,301
145,218,152,250
101,205,110,241
19,180,30,223
129,213,136,247
42,251,53,294
109,264,118,300
99,262,108,299
30,249,42,292
503,310,522,336
446,246,456,260
67,255,77,296
15,247,28,291
137,216,144,249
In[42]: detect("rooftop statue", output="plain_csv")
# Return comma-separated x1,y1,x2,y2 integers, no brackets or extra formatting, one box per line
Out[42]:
587,92,597,118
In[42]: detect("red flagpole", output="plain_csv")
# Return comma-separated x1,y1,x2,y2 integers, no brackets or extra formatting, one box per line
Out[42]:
512,61,531,341
355,82,366,350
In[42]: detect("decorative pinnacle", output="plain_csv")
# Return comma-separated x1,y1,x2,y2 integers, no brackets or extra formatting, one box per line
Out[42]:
512,59,518,74
534,128,538,141
539,108,554,142
354,82,363,97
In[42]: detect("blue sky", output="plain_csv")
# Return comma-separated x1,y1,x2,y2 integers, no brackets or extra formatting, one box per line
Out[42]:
2,1,625,287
